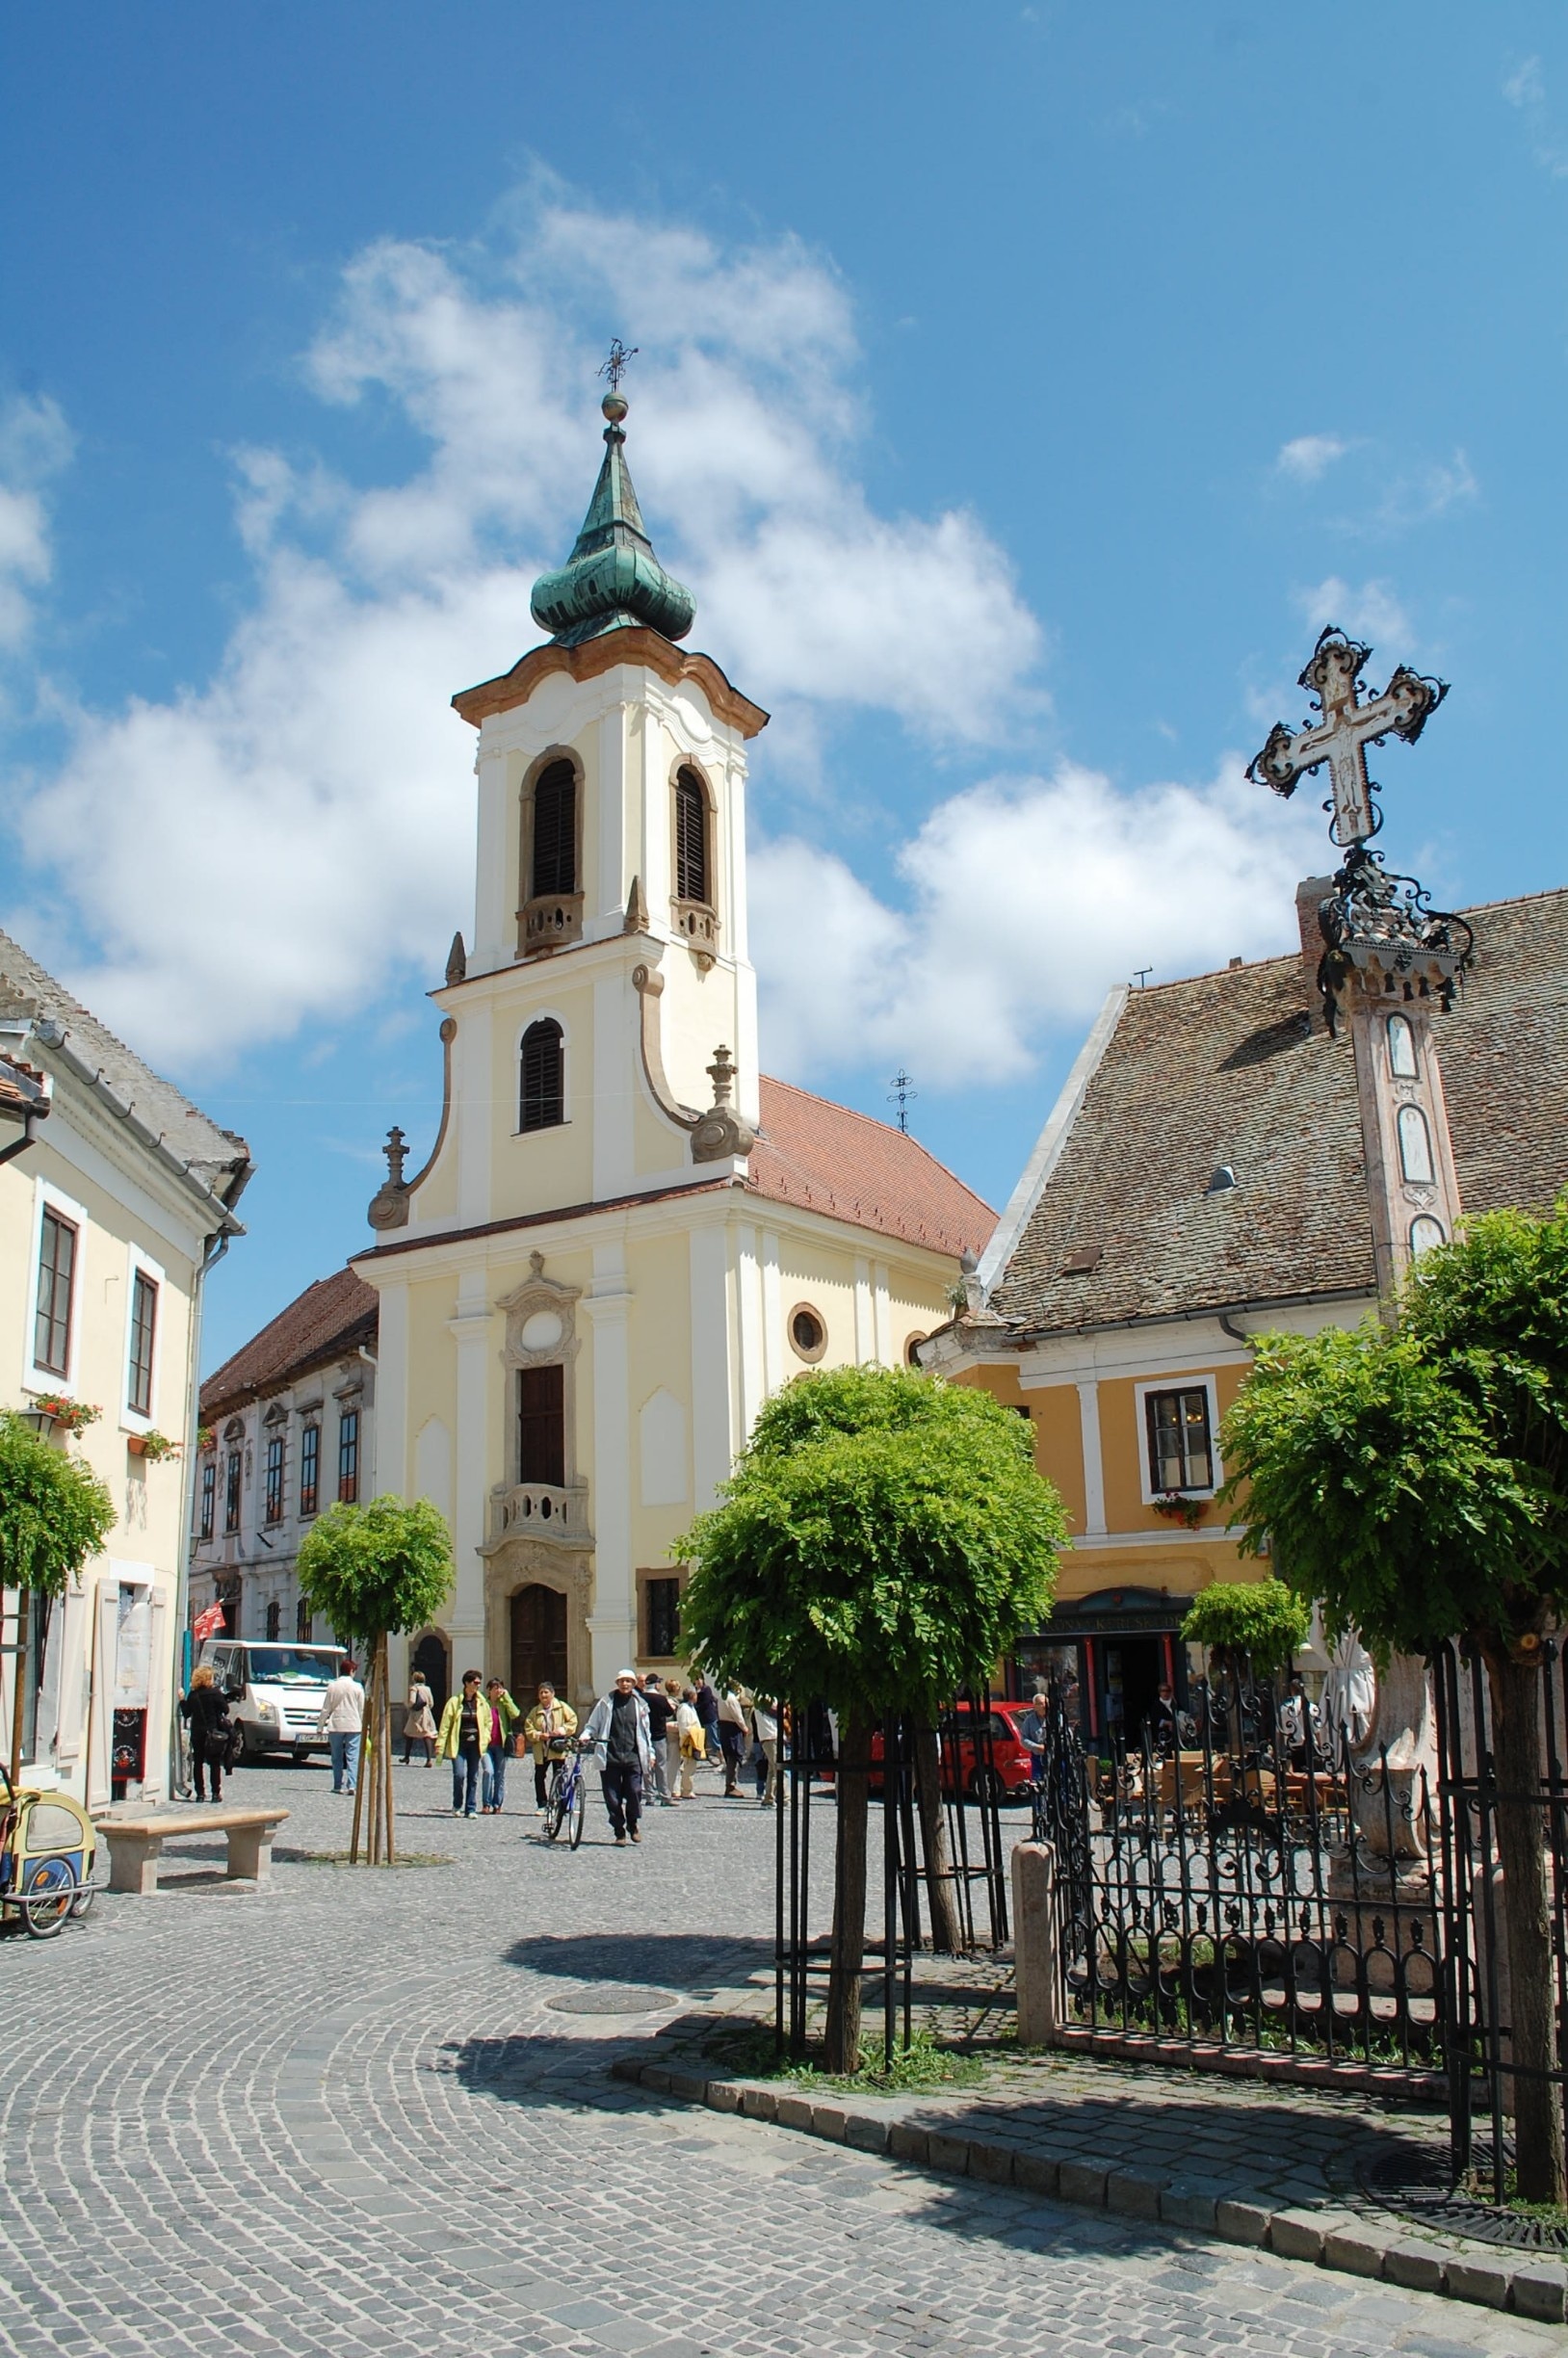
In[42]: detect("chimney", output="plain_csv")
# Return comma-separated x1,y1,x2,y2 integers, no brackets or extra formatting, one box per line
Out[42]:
1295,876,1335,994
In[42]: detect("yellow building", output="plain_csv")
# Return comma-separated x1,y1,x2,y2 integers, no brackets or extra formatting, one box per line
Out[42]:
0,935,250,1802
924,884,1568,1747
353,387,989,1708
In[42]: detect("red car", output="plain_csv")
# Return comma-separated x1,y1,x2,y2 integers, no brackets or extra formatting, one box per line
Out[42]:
867,1701,1037,1802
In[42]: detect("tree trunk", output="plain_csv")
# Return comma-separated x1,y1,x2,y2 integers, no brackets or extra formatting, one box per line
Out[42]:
824,1707,871,2072
1486,1643,1566,2206
912,1720,964,1955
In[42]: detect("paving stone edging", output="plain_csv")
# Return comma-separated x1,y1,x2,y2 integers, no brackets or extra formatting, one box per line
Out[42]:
611,2055,1568,2325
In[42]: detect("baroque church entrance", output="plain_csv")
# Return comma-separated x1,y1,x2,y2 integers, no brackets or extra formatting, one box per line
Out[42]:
511,1584,568,1701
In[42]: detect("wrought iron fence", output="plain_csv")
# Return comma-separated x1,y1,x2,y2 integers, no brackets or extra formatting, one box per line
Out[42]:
774,1694,1007,2066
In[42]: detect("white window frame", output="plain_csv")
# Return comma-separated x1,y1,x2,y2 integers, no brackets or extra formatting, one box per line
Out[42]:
515,1008,571,1136
1134,1373,1222,1505
23,1177,89,1400
121,1244,166,1433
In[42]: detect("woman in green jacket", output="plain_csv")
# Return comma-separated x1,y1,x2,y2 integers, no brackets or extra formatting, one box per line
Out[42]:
436,1670,494,1818
483,1677,520,1814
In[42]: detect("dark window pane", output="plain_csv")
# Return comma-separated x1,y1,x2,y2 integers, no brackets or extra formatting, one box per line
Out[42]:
519,1018,564,1133
1145,1386,1213,1492
127,1270,157,1416
265,1599,281,1640
516,1363,564,1487
675,767,708,904
300,1424,320,1518
645,1576,681,1660
338,1410,359,1504
224,1451,243,1533
296,1595,312,1644
198,1460,216,1540
531,760,577,897
264,1434,284,1524
34,1210,76,1376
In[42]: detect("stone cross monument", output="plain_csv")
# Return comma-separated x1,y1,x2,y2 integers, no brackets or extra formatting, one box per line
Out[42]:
1250,626,1473,1302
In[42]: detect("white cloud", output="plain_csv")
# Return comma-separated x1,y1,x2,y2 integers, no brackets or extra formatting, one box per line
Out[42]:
751,760,1326,1087
1502,54,1568,176
1373,448,1477,530
0,394,72,651
8,201,1042,1067
1296,576,1413,649
1504,55,1545,110
1276,433,1347,484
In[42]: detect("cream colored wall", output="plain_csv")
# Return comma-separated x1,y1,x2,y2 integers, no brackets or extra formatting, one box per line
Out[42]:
2,1103,206,1802
624,1227,695,1573
484,969,598,1216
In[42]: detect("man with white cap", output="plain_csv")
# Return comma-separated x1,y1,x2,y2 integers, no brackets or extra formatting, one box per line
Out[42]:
579,1668,655,1846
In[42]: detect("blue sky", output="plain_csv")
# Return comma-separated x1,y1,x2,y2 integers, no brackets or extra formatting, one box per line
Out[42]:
3,3,1565,1372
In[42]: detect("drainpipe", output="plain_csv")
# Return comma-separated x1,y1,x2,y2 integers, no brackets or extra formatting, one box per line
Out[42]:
0,1106,44,1168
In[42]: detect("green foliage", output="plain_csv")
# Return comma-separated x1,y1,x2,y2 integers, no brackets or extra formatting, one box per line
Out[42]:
674,1365,1068,1717
1218,1199,1568,1654
0,1411,115,1596
1179,1577,1310,1673
297,1494,454,1642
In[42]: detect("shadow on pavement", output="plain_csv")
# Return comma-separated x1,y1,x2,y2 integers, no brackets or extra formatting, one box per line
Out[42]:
506,1930,774,1991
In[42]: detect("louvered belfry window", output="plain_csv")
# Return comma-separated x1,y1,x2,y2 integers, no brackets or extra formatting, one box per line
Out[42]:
520,1018,564,1132
531,760,577,898
675,766,708,904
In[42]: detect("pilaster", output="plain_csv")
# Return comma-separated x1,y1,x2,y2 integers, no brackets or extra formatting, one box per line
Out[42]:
1076,1380,1107,1537
584,1251,635,1688
447,1281,493,1663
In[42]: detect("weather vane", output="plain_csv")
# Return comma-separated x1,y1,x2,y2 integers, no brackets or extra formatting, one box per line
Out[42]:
888,1069,917,1135
599,339,639,394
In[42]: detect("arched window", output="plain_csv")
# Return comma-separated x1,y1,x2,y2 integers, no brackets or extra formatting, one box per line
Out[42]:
675,766,709,905
1397,1104,1435,1184
1387,1013,1418,1079
520,1019,564,1133
531,760,577,899
1410,1215,1447,1257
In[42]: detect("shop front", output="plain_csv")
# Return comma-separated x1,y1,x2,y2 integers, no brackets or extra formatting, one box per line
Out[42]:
1006,1586,1190,1753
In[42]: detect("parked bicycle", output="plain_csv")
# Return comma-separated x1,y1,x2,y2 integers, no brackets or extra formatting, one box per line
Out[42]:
540,1734,588,1849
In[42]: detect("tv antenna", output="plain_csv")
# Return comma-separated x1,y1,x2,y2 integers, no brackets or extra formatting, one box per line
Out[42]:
888,1069,917,1135
1133,967,1153,990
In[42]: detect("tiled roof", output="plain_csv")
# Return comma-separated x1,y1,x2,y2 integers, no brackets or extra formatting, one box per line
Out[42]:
0,1054,50,1118
0,928,250,1209
201,1267,379,1421
748,1076,993,1261
987,885,1568,1333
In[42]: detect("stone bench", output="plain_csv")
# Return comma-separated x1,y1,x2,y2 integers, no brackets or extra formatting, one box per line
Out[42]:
97,1806,290,1895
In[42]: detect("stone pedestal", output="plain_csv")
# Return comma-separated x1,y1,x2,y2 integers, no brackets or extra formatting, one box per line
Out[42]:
1012,1841,1061,2047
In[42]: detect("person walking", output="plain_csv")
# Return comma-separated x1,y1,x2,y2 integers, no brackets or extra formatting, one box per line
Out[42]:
717,1683,747,1796
180,1664,232,1803
673,1686,702,1800
315,1657,366,1795
580,1668,653,1847
523,1682,578,1814
693,1674,720,1767
641,1673,673,1804
751,1694,780,1807
663,1678,685,1801
483,1678,520,1813
436,1669,493,1819
403,1672,436,1767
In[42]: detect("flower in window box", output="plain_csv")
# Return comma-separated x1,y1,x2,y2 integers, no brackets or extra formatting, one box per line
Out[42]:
196,1425,216,1454
1152,1488,1206,1529
32,1396,101,1435
127,1429,180,1462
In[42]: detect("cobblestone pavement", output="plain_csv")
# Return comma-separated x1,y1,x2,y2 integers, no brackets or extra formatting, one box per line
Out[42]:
6,1756,1562,2358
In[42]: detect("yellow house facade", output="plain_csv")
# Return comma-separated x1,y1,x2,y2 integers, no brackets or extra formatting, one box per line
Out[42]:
354,392,990,1708
0,934,249,1803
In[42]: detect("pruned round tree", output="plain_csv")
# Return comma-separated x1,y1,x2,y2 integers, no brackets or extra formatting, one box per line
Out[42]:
1181,1578,1310,1731
676,1365,1068,2070
1218,1198,1568,2203
0,1412,115,1780
297,1494,454,1864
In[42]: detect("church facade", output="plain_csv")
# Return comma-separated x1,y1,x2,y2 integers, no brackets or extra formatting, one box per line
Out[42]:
353,385,990,1708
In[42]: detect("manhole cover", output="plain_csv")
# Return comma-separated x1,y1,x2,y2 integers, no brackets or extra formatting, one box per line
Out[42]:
545,1985,679,2016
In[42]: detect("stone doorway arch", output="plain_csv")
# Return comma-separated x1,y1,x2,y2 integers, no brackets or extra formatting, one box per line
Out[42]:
411,1630,451,1718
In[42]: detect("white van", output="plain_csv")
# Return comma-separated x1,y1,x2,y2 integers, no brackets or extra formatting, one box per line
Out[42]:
198,1638,344,1763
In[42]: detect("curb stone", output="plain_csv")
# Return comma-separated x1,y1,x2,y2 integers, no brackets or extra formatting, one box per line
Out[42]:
609,2055,1568,2322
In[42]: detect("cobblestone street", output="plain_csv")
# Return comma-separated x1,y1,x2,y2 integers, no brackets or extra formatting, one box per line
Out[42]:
7,1760,1562,2358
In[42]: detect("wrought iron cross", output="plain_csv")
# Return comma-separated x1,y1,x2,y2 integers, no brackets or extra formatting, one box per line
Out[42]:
599,338,639,394
1248,626,1448,849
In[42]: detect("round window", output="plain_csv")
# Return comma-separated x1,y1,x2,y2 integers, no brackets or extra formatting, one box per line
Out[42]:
788,1304,826,1363
520,1309,564,1353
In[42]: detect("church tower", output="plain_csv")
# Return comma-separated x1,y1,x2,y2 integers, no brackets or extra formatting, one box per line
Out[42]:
354,373,991,1707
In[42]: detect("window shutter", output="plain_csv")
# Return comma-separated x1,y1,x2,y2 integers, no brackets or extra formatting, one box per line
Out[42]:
519,1019,564,1132
516,1363,565,1487
675,768,708,904
531,761,577,897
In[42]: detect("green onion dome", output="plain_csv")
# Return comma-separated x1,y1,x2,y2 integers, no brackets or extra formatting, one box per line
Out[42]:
530,393,695,647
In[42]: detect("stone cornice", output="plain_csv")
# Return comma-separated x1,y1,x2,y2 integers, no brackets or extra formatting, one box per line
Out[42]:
451,628,770,741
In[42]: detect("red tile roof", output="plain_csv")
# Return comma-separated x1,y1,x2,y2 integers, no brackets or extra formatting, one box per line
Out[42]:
747,1076,993,1260
201,1267,378,1422
0,1055,49,1118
